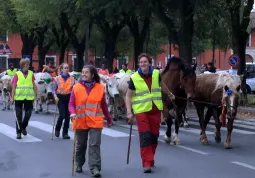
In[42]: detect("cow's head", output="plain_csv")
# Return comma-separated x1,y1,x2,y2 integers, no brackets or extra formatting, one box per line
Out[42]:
99,74,119,97
0,75,12,93
35,72,53,94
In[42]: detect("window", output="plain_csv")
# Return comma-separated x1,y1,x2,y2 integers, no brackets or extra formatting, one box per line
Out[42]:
45,56,56,66
0,32,7,42
246,34,251,47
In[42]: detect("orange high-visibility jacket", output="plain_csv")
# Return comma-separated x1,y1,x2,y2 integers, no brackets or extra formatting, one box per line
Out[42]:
42,67,57,77
99,69,109,75
55,76,75,94
72,83,105,130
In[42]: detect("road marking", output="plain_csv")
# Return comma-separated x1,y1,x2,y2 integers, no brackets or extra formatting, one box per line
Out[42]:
188,121,255,134
158,139,209,155
0,123,42,143
232,161,255,171
117,123,213,136
29,121,133,138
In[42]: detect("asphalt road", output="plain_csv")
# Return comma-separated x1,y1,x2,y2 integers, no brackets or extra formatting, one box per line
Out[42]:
0,109,255,178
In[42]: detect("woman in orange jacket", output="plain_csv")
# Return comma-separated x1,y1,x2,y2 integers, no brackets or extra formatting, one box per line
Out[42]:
53,63,75,139
69,64,112,177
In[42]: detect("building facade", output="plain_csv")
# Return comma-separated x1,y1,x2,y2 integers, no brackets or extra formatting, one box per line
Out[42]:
1,29,255,72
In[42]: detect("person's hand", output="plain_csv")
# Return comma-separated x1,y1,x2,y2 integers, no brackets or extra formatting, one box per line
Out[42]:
54,96,59,103
107,119,112,128
70,114,76,121
126,112,134,124
10,98,14,105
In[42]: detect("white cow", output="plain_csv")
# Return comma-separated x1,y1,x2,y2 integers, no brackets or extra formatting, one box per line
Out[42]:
0,75,12,110
99,74,120,120
34,72,54,113
69,71,81,82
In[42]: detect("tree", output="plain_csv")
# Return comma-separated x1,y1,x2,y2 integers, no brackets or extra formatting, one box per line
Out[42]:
153,0,195,65
226,0,254,75
225,0,254,99
193,0,231,61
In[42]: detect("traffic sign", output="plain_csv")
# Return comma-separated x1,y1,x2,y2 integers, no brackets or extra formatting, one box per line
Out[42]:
228,54,240,67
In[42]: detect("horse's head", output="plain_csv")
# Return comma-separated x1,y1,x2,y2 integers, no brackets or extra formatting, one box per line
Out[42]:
222,84,241,119
180,64,197,99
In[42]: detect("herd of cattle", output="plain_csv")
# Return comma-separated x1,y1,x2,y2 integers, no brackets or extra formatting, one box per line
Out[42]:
0,71,131,120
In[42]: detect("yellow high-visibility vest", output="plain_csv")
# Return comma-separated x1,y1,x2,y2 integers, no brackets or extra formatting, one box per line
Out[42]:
14,70,35,100
7,68,18,77
120,69,132,74
131,70,163,114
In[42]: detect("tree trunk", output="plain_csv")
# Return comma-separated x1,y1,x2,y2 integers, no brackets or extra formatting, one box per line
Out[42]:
134,38,144,70
20,31,37,67
178,0,194,65
59,46,66,64
104,37,116,72
75,46,85,72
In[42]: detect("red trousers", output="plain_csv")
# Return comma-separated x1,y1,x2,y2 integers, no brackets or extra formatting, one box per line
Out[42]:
136,107,161,167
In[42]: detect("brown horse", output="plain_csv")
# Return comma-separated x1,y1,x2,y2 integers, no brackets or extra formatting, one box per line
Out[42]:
193,73,242,149
161,57,197,144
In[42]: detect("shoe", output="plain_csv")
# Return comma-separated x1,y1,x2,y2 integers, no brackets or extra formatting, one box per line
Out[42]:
91,168,101,177
55,130,60,137
76,166,83,173
143,167,152,173
22,128,27,136
62,133,70,139
16,133,22,139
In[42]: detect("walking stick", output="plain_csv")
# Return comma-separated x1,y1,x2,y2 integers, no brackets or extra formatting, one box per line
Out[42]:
72,117,77,176
13,105,20,130
126,121,133,164
51,101,58,140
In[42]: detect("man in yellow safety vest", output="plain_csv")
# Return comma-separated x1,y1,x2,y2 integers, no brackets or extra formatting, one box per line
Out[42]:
10,58,39,139
6,63,18,77
125,53,163,173
119,64,132,74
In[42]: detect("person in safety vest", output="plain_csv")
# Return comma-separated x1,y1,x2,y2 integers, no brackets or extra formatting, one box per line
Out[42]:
10,58,40,139
6,63,18,77
42,61,58,77
68,64,112,176
98,63,109,75
126,53,163,173
119,63,132,74
53,63,75,139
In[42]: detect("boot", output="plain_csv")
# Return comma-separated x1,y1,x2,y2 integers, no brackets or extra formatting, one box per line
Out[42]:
91,168,101,177
55,130,60,137
62,133,70,139
22,128,27,136
143,167,152,173
76,166,83,173
16,133,22,139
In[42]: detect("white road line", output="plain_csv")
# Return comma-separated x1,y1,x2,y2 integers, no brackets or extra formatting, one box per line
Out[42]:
188,121,255,135
117,123,213,136
0,123,42,143
29,121,133,138
232,161,255,171
116,123,209,155
158,139,209,155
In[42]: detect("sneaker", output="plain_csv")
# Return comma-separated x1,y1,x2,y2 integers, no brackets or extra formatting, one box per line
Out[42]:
55,130,60,137
91,168,101,177
16,133,22,139
62,133,70,139
143,167,152,173
22,128,27,136
76,166,83,173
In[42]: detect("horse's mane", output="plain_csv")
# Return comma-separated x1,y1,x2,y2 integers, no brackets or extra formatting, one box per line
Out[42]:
162,56,185,74
214,73,241,95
